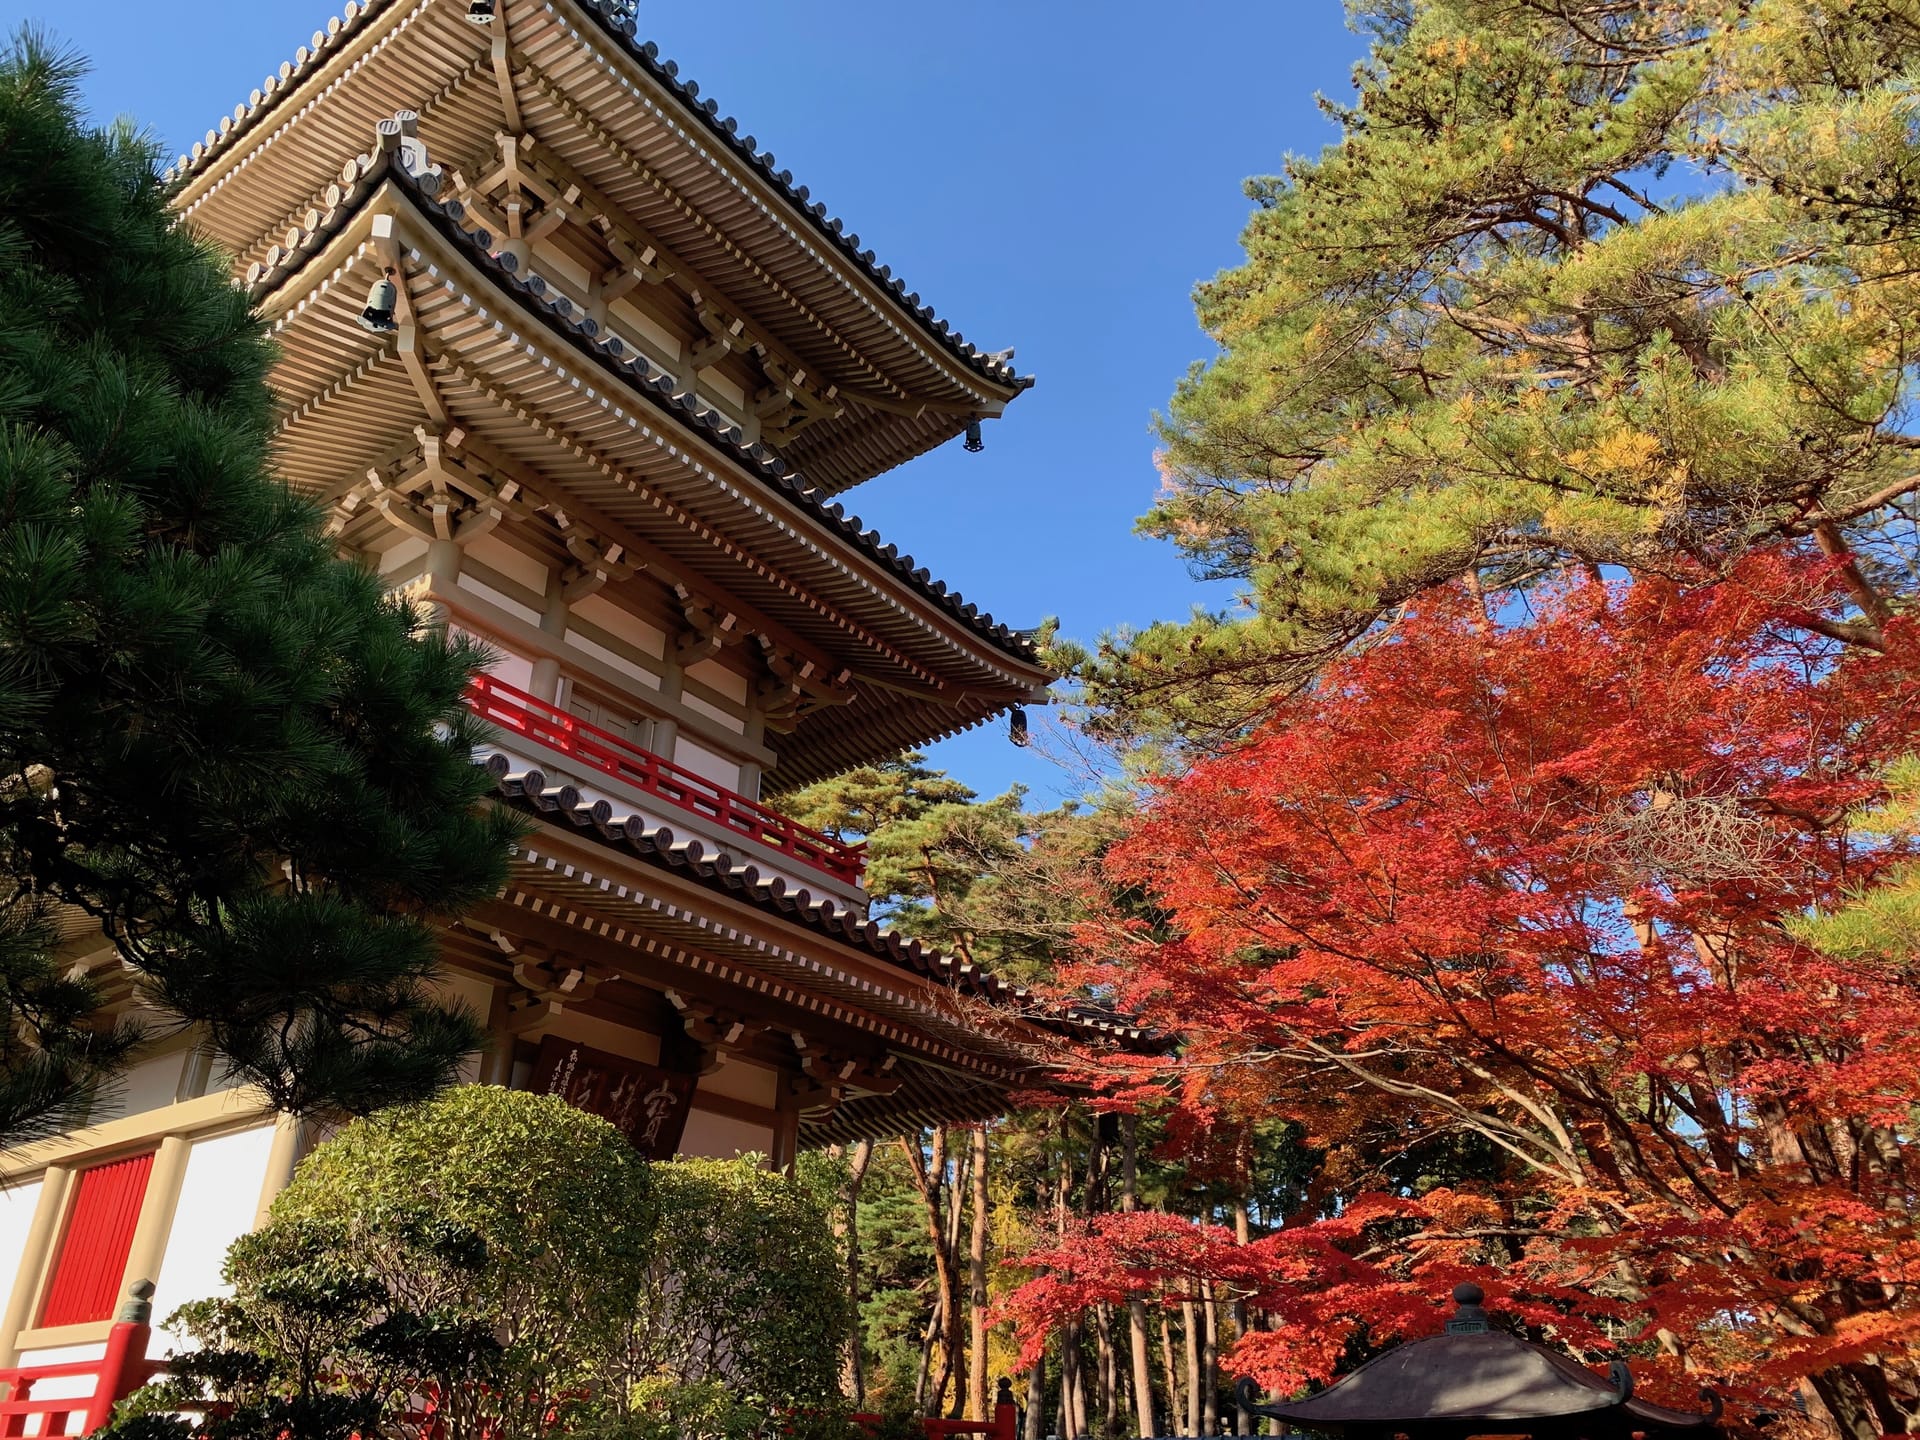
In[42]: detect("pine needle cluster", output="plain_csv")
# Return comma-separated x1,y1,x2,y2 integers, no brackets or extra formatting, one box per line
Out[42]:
0,29,520,1131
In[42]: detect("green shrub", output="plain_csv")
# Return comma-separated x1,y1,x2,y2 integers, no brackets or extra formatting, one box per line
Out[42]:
623,1155,853,1416
109,1087,653,1439
109,1092,857,1439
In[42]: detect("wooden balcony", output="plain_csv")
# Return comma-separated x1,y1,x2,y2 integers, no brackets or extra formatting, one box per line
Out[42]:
467,675,866,888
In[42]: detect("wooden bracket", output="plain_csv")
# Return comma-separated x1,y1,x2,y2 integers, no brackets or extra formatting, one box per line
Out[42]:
505,949,613,1031
666,991,764,1075
674,582,743,663
754,357,843,442
688,299,748,374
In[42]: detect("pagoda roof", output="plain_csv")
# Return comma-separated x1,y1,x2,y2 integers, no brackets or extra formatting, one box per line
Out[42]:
1239,1287,1721,1440
480,752,1150,1043
474,753,1154,1142
168,0,1030,491
246,119,1050,783
378,158,1036,664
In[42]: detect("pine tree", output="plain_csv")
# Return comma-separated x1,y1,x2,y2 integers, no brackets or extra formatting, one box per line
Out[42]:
1085,0,1920,742
0,31,520,1131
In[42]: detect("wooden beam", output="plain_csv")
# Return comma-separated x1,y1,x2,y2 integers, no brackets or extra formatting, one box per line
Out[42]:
489,25,522,134
436,388,859,684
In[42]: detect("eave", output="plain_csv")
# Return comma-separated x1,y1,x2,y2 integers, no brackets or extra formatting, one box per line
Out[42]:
166,0,1030,492
252,137,1048,782
478,753,1153,1055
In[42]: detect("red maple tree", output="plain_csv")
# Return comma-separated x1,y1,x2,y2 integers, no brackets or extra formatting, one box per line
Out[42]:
1010,553,1920,1439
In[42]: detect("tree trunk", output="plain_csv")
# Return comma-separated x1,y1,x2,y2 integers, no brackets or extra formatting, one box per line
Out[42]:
1201,1281,1220,1438
1159,1311,1180,1436
1096,1302,1117,1431
1182,1300,1202,1436
1070,1331,1090,1440
1807,1367,1888,1440
1123,1118,1156,1440
916,1300,939,1413
946,1135,970,1417
1061,1333,1084,1440
902,1128,963,1417
1231,1199,1251,1435
1057,1113,1082,1440
837,1139,874,1404
1025,1359,1046,1440
969,1125,991,1422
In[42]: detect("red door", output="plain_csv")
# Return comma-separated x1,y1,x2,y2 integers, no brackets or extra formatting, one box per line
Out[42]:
38,1153,155,1328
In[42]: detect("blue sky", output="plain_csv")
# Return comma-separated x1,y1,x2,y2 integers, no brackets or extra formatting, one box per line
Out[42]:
12,0,1368,806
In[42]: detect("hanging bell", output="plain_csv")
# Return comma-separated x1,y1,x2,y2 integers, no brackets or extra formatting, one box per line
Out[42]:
963,419,984,453
1009,708,1030,747
467,0,497,22
358,272,398,332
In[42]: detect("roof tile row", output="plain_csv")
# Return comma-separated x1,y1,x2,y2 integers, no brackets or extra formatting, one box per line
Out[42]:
166,0,1028,395
247,116,1042,666
484,753,1150,1048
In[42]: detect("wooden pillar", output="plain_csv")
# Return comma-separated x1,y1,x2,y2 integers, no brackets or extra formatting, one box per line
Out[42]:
739,706,766,799
423,538,462,629
0,1167,72,1366
172,1041,215,1104
652,657,685,763
254,1114,313,1226
770,1082,802,1177
120,1135,190,1305
530,572,569,702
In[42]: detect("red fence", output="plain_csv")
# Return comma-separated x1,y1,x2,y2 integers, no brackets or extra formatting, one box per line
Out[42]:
854,1396,1021,1440
0,1324,1015,1440
0,1321,161,1437
467,674,866,886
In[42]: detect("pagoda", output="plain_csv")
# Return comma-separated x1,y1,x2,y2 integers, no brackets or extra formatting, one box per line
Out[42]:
0,0,1098,1380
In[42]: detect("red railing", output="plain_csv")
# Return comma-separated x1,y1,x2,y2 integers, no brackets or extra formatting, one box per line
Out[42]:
853,1394,1020,1440
0,1317,1012,1440
468,674,866,887
0,1320,162,1437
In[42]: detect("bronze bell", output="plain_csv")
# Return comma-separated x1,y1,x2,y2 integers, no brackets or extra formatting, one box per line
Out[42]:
358,272,398,332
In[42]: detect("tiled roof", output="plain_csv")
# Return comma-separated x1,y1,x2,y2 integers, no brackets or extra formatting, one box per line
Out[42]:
483,754,1154,1050
165,0,1029,394
247,121,1043,669
563,1,1030,394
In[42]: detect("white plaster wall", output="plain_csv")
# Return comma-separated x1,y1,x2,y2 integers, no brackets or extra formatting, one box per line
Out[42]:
672,737,742,792
456,572,543,627
697,1061,778,1108
0,1176,44,1344
149,1125,279,1354
681,691,747,735
571,594,667,661
435,973,497,1086
564,626,659,687
677,1109,774,1161
85,1050,186,1127
683,659,748,705
377,535,430,577
465,535,551,599
452,625,536,694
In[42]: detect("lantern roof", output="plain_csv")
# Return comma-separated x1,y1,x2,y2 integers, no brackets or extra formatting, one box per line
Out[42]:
1238,1286,1723,1440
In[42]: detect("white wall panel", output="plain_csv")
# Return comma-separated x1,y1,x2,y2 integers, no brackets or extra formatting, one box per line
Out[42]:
0,1176,45,1345
678,1109,773,1161
150,1126,278,1353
